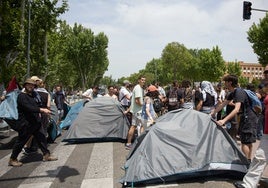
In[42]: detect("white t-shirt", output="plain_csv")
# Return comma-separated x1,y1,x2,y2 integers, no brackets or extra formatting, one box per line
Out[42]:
130,84,144,114
119,86,131,106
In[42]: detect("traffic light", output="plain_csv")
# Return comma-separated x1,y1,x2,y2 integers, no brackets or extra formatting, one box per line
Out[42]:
243,1,252,20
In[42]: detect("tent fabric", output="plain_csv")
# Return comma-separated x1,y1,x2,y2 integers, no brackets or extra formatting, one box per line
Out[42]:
120,109,249,186
62,97,130,143
59,100,84,129
0,90,20,120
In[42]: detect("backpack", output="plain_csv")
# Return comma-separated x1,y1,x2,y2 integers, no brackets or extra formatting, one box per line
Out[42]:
168,89,178,106
153,98,163,113
244,89,262,114
184,88,192,103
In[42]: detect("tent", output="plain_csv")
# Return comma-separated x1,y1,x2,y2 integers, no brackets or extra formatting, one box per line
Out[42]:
62,97,130,143
59,100,84,129
120,109,249,186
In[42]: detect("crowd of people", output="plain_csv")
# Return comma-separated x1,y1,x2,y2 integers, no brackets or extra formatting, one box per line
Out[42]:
1,71,268,188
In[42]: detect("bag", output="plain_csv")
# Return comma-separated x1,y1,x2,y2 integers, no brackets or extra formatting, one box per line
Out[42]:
168,89,178,106
47,118,61,143
153,98,163,113
184,88,192,103
244,89,262,114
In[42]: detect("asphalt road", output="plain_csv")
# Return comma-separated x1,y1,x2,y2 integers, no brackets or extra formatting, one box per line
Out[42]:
0,129,267,188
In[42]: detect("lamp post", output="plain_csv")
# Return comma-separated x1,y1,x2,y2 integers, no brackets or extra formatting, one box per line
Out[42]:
26,0,31,78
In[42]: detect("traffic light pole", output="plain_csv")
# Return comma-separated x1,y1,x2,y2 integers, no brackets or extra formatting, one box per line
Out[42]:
251,8,268,13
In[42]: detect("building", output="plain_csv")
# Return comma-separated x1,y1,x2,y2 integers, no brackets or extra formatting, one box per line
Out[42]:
239,61,264,82
226,61,265,82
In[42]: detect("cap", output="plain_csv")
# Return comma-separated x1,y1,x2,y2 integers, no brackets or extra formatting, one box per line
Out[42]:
148,85,157,92
23,78,36,86
31,76,42,82
123,80,130,85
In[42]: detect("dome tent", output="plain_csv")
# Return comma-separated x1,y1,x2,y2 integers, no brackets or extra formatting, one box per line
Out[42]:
62,97,130,143
120,109,249,186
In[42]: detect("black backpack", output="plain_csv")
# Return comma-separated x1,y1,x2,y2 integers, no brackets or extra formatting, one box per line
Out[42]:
153,98,163,112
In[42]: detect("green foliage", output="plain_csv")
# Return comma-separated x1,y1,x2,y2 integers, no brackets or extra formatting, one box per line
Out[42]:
197,46,226,82
247,13,268,66
63,23,109,90
239,76,249,88
161,42,193,81
0,1,22,84
226,61,242,76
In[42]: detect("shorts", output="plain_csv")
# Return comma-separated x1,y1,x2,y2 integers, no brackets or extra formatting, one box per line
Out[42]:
240,132,256,144
131,112,143,127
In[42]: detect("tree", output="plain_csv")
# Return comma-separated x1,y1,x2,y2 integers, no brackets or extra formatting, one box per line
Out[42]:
247,13,268,66
29,0,68,78
64,23,109,90
197,46,225,82
225,61,242,76
0,1,23,84
161,42,193,81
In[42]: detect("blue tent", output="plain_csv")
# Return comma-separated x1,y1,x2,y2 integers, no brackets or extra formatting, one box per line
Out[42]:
59,100,84,129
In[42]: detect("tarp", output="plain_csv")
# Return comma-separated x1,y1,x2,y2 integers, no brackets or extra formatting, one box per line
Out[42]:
62,97,130,143
120,109,249,186
0,90,20,120
59,100,84,129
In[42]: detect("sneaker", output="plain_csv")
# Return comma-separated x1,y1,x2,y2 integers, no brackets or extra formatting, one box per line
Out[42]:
43,153,58,162
125,144,132,150
233,181,246,188
8,158,23,167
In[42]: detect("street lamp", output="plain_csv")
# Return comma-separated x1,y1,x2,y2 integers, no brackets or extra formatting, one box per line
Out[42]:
26,0,31,78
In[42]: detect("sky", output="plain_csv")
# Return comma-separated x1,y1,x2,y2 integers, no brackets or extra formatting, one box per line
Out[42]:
60,0,268,79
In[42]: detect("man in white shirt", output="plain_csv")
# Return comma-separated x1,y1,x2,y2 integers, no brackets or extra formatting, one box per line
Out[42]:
125,76,146,150
119,80,132,108
82,86,101,101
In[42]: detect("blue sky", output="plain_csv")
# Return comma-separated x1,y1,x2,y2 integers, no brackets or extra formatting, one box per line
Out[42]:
60,0,268,79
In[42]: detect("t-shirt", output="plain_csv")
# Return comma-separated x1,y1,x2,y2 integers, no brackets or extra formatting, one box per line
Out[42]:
119,86,131,106
231,88,258,133
130,84,144,114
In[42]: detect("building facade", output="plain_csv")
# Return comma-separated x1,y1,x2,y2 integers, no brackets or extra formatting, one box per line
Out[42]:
239,61,264,82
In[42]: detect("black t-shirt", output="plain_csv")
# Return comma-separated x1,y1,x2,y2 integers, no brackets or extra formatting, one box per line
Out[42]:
198,92,215,107
229,88,257,133
225,92,234,115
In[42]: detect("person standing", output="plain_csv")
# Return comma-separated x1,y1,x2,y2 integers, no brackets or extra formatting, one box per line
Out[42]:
233,82,268,188
166,80,181,111
141,85,158,128
8,78,57,167
196,81,217,114
53,85,68,123
125,75,146,150
104,85,118,100
211,74,257,163
82,85,101,101
119,80,132,124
